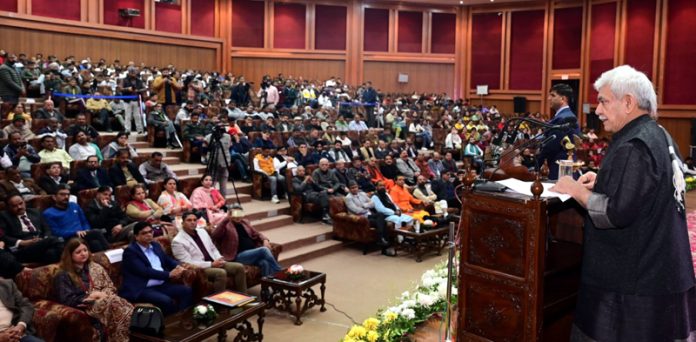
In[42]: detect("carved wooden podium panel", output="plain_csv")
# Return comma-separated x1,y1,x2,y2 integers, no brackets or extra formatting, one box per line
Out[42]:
457,190,584,342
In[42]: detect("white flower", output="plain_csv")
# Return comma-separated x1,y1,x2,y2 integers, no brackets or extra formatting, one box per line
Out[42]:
288,264,304,274
416,293,435,307
400,291,410,300
195,305,207,315
400,299,416,309
401,308,416,319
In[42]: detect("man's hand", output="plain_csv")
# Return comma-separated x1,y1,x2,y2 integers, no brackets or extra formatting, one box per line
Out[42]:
76,230,87,238
170,265,184,279
212,259,226,268
6,325,25,340
111,225,123,236
577,172,597,190
0,241,4,250
263,239,272,249
550,176,592,208
0,329,18,342
327,188,334,194
100,198,111,207
18,237,39,248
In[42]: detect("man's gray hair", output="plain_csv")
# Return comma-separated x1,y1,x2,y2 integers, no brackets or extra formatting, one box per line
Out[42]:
593,65,658,119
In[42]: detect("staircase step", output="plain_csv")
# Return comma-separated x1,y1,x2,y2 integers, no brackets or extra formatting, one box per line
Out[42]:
138,148,182,159
235,200,291,221
170,164,206,177
246,215,294,232
163,157,181,165
225,193,251,204
263,223,334,252
225,182,252,195
132,142,149,149
278,240,345,266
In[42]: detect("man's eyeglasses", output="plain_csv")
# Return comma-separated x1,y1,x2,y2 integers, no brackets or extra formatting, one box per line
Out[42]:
139,229,153,235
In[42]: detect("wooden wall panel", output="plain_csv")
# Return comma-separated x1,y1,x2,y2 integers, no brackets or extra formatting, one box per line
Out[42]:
230,58,345,85
509,10,545,90
658,117,691,158
363,61,454,95
588,3,617,100
0,26,217,71
232,0,265,48
470,12,503,90
273,2,306,49
431,12,456,54
364,8,389,52
397,11,423,53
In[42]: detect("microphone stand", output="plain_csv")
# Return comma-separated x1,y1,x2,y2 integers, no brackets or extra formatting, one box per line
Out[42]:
475,132,547,192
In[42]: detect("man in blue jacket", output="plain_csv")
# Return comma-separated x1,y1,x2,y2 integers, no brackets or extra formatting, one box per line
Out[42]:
120,221,192,316
538,83,581,179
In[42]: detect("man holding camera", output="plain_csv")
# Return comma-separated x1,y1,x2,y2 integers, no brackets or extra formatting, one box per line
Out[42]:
152,67,181,114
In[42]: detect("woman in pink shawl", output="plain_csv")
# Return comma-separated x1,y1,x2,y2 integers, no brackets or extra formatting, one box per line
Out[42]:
190,174,227,225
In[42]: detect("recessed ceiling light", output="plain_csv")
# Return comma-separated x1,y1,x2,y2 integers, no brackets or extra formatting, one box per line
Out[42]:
459,0,463,4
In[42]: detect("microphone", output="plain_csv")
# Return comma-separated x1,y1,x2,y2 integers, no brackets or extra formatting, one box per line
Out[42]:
544,117,578,131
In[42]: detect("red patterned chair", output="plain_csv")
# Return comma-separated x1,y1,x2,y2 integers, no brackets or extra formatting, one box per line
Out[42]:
13,248,208,342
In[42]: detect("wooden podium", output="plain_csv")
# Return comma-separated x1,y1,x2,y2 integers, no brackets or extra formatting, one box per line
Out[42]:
456,188,584,341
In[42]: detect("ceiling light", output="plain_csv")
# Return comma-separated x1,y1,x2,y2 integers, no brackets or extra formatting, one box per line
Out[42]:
459,0,463,4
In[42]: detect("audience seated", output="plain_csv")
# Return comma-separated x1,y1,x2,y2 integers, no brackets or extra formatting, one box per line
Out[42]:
37,162,68,194
413,175,438,206
431,172,460,209
0,194,63,264
312,158,341,197
73,155,111,192
139,151,176,184
253,146,286,203
3,117,34,141
85,186,136,243
101,131,138,159
66,113,99,140
54,238,134,341
371,181,413,228
344,181,395,256
292,166,331,223
190,174,227,226
125,184,165,224
210,208,282,277
427,152,446,179
147,103,179,149
119,221,193,316
68,130,100,161
0,278,43,342
389,176,428,222
4,132,40,178
42,184,110,252
37,135,72,170
0,167,45,202
157,177,193,217
85,91,114,132
182,112,210,163
171,211,247,293
396,150,420,185
109,149,146,188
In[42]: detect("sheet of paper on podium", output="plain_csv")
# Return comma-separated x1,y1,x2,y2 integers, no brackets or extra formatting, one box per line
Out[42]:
495,178,572,202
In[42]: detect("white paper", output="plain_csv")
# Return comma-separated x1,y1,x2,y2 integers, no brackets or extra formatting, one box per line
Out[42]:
495,178,572,202
104,249,124,263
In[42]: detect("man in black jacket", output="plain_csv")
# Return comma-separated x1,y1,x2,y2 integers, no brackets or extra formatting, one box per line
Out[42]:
292,166,331,223
85,186,135,243
37,162,69,195
73,155,111,192
0,278,43,342
0,194,63,264
109,149,146,187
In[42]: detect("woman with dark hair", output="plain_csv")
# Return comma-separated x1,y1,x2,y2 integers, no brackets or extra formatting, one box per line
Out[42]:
157,177,193,216
126,184,164,222
54,238,134,342
101,131,138,159
190,174,227,226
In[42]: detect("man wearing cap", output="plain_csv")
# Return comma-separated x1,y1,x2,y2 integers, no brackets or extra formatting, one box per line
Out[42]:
172,211,247,294
211,208,282,277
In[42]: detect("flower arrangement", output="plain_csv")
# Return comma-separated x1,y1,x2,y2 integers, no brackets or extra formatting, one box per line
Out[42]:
686,176,696,192
192,304,217,327
286,264,305,281
342,260,458,342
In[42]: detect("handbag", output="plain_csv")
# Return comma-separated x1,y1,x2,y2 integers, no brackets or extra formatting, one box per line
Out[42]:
130,305,165,336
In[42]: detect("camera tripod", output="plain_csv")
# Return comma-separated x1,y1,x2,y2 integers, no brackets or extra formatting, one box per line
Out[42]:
205,127,243,209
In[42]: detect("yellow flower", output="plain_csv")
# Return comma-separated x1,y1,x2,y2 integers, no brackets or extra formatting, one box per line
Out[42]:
363,317,380,331
383,311,398,323
366,330,380,342
342,337,357,342
348,325,367,339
